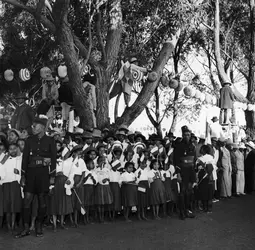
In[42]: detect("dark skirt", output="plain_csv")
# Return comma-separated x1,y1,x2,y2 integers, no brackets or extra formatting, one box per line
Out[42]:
94,184,113,205
150,179,166,205
121,184,138,207
49,175,73,215
164,177,174,202
83,184,95,206
198,179,214,201
110,182,121,211
0,185,3,216
171,179,178,203
72,175,85,210
3,181,22,213
137,180,149,208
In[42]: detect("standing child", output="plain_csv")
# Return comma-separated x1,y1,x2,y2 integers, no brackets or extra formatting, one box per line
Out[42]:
0,156,5,228
70,145,87,227
120,162,138,222
161,163,174,217
50,152,74,231
196,145,214,213
83,159,98,224
148,160,166,220
135,159,149,220
95,156,113,223
1,143,22,233
109,159,122,221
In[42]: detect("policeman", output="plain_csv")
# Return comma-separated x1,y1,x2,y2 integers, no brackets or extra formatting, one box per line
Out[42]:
173,125,196,220
16,115,56,238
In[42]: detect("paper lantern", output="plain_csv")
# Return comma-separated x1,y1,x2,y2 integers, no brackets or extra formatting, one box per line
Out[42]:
195,90,201,99
160,75,169,87
147,71,158,82
205,94,211,104
4,69,14,81
19,68,30,81
177,81,183,91
212,96,217,105
242,103,248,110
183,86,192,96
200,93,205,102
40,67,51,79
58,65,67,78
233,102,239,109
247,104,253,111
169,78,179,89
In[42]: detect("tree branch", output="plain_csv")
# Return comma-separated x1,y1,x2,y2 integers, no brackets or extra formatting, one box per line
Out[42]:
105,0,122,79
145,107,158,128
95,11,106,62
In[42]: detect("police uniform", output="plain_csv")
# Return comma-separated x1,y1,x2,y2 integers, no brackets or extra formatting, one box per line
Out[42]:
16,116,56,238
173,128,196,219
22,134,56,194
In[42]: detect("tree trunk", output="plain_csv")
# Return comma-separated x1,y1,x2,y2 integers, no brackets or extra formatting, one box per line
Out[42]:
246,0,255,134
95,66,110,129
53,0,94,129
214,0,230,84
117,33,179,127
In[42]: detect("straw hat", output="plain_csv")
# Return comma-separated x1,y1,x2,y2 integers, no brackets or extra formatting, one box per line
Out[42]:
245,141,255,150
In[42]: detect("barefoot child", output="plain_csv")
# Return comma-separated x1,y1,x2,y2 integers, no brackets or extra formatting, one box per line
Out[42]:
83,159,97,224
95,156,113,223
135,159,149,220
120,162,138,222
1,143,22,233
148,160,166,220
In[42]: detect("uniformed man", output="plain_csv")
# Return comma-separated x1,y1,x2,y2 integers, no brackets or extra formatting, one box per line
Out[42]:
173,125,196,220
16,115,56,238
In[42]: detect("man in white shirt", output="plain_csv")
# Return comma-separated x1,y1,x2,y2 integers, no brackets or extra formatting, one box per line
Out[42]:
209,117,224,139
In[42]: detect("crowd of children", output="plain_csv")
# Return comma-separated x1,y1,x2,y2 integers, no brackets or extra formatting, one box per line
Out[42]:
0,117,253,236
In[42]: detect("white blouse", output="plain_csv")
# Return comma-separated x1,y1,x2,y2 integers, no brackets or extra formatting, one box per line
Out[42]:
1,156,22,184
110,170,121,183
71,157,87,176
135,168,149,182
0,163,5,185
148,169,165,183
120,172,137,184
95,166,111,185
84,170,98,185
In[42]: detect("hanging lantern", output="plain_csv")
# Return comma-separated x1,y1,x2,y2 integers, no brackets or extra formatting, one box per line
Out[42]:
177,81,183,91
19,68,30,81
4,69,14,81
195,90,201,99
242,103,248,111
58,65,67,78
200,93,205,102
40,67,51,79
147,71,158,82
247,104,253,111
212,96,217,105
160,75,169,87
169,78,179,89
205,94,211,104
183,86,192,96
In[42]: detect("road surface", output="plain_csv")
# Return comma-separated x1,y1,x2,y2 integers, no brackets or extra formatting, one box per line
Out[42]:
1,194,255,250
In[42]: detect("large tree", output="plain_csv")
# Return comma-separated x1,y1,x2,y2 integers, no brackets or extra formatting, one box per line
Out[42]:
1,0,200,130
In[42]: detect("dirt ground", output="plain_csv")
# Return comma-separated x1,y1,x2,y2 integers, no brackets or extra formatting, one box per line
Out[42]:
1,194,255,250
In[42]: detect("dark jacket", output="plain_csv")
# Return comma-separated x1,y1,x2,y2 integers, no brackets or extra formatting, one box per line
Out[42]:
11,103,34,131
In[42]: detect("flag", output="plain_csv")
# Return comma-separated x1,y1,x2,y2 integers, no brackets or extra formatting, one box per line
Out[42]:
140,154,145,162
83,144,89,151
159,147,164,154
112,159,122,170
73,189,86,215
150,146,159,157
